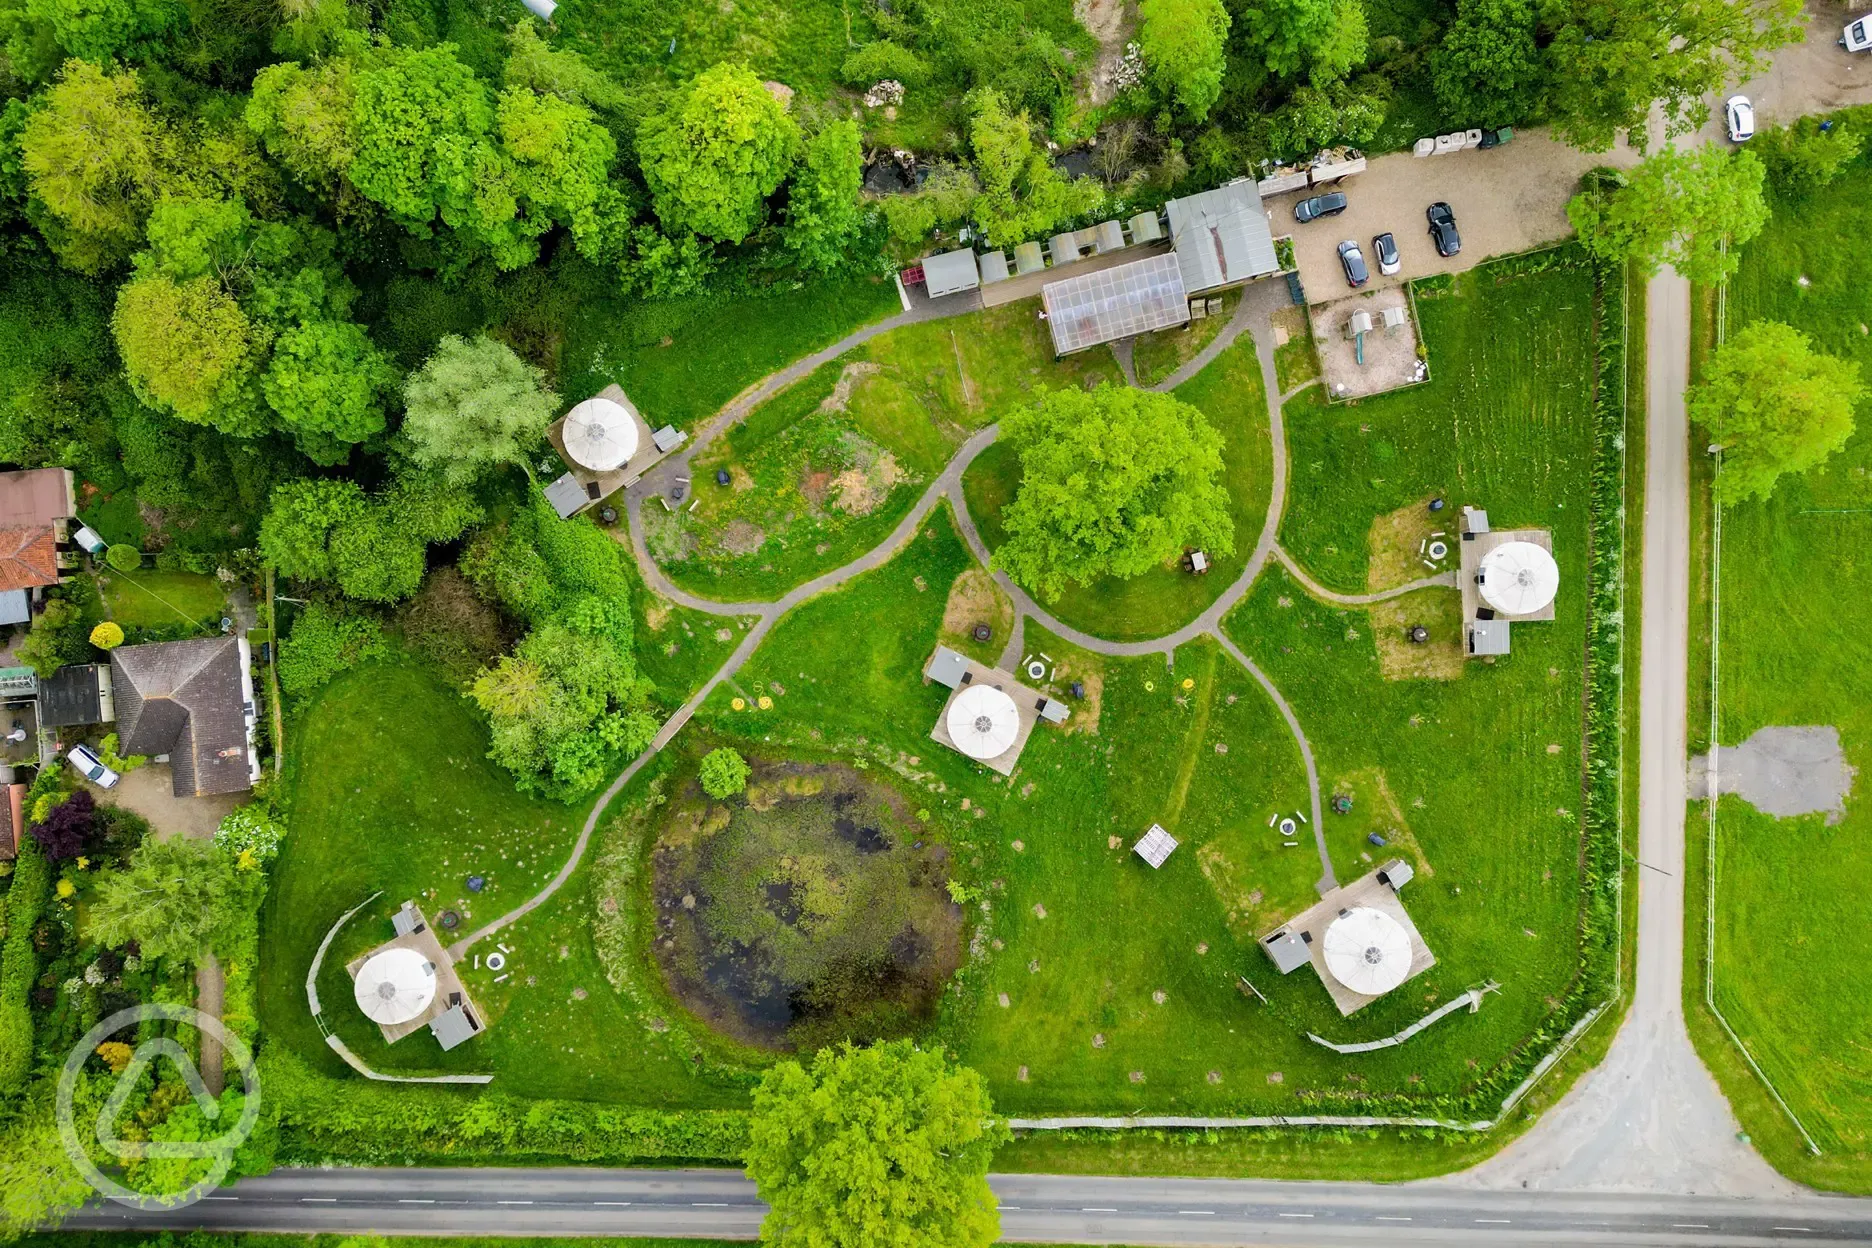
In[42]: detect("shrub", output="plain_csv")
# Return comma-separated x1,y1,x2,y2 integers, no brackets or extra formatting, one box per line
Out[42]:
97,732,147,774
89,621,124,649
840,41,931,88
215,805,286,864
28,790,97,861
105,544,141,572
699,747,750,799
278,603,388,698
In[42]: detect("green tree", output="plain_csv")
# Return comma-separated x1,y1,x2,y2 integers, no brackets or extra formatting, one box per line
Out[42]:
18,59,162,272
496,85,629,265
783,120,864,272
1540,0,1802,151
746,1040,1009,1248
996,386,1235,600
112,274,265,433
0,1091,92,1236
1266,81,1383,158
245,58,358,196
401,334,558,485
698,747,750,798
1309,0,1368,83
1568,145,1769,286
20,0,183,64
259,477,369,583
1241,0,1336,78
88,834,239,963
1137,0,1230,120
637,62,800,243
1690,321,1865,505
1432,0,1540,127
502,22,633,114
967,90,1101,248
263,320,397,465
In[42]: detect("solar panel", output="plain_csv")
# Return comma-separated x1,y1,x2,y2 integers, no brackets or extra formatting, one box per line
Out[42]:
1042,252,1190,356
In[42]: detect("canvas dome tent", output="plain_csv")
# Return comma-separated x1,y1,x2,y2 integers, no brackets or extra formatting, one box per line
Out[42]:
1322,906,1412,996
946,685,1020,760
353,946,437,1025
561,397,639,472
1477,540,1559,616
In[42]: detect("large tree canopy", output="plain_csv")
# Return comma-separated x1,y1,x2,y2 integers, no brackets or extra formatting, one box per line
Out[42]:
996,385,1235,599
1138,0,1230,121
966,90,1101,248
1690,321,1865,505
1433,0,1541,129
18,59,162,272
783,120,865,273
401,334,557,485
1568,145,1769,287
637,63,800,244
87,834,239,964
746,1040,1008,1248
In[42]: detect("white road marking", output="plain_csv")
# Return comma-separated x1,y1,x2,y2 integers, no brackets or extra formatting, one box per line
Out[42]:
1476,1218,1512,1224
1671,1225,1711,1230
1375,1216,1412,1222
1177,1210,1214,1216
1277,1212,1314,1218
693,1202,729,1207
592,1201,633,1207
1773,1228,1814,1233
398,1199,435,1204
1081,1207,1118,1212
496,1201,534,1206
299,1198,337,1203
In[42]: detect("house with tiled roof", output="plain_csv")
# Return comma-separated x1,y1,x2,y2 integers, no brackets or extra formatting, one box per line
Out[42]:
110,636,259,798
0,468,76,624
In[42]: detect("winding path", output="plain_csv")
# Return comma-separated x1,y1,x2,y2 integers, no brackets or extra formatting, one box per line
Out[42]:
456,275,1447,950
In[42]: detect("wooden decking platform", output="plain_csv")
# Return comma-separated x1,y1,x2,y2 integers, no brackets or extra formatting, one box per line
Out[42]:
925,656,1052,777
1459,526,1556,623
1270,869,1436,1017
345,907,477,1045
545,384,683,509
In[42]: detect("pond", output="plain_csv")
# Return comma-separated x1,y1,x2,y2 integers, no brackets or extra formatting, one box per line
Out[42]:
651,761,963,1051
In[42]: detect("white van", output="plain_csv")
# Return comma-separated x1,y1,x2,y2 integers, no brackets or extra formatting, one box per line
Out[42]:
1844,15,1872,52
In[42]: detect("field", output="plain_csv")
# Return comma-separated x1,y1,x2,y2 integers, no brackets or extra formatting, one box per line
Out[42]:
1131,291,1241,387
1689,158,1872,1189
961,335,1272,640
649,303,1120,601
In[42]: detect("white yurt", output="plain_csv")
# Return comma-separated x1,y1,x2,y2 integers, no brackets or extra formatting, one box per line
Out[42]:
353,947,438,1025
1322,907,1412,997
946,685,1020,761
1477,540,1560,616
561,397,639,472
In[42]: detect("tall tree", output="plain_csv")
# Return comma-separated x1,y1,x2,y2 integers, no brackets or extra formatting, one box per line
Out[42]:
18,58,162,272
1432,0,1541,128
262,319,399,465
637,62,800,244
88,834,239,964
966,90,1101,248
1540,0,1802,151
1240,0,1336,78
1690,321,1864,504
746,1040,1008,1248
995,385,1235,599
1568,145,1769,286
245,58,358,196
1137,0,1230,121
401,334,557,485
112,274,265,433
783,119,864,273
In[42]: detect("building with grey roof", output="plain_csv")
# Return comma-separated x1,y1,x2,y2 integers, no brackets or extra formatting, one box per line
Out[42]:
1041,251,1190,356
922,248,980,298
1165,179,1280,294
111,636,257,798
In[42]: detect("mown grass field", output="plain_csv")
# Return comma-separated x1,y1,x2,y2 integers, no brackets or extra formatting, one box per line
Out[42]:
1131,291,1241,387
1690,158,1872,1188
651,302,1119,601
98,568,226,630
961,335,1272,640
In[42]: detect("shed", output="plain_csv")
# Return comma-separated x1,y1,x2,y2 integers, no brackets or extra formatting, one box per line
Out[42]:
72,526,105,555
428,1001,484,1051
1128,211,1164,244
1462,506,1490,537
1347,310,1373,338
1468,618,1511,656
925,645,970,690
1048,232,1081,267
1013,241,1046,275
978,251,1010,285
1133,824,1178,868
1164,180,1280,294
1037,697,1069,725
1041,251,1190,356
1093,220,1126,254
392,900,426,937
651,424,686,454
543,473,588,520
922,248,980,298
1260,927,1311,974
1377,859,1414,891
37,663,108,728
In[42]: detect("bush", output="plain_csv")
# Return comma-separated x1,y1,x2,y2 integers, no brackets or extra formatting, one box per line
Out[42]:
105,544,142,572
278,603,388,698
215,805,286,864
27,790,97,861
88,621,124,649
699,747,750,799
840,41,931,88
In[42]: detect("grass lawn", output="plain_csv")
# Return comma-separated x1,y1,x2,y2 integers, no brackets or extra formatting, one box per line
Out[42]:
1686,158,1872,1188
560,275,902,432
648,301,1120,602
98,568,226,630
1131,290,1241,387
258,657,743,1105
1279,260,1599,592
960,335,1271,640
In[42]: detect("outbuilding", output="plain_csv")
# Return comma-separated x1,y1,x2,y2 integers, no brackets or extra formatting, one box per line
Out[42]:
922,248,981,298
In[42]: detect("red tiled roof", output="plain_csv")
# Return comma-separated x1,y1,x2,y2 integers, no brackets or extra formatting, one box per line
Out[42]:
0,526,58,592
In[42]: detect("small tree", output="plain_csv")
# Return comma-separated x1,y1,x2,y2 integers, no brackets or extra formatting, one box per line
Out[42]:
698,747,750,799
1690,321,1865,505
402,335,559,485
996,386,1235,600
88,621,124,650
104,545,140,573
782,120,865,273
28,791,97,861
87,834,239,964
746,1040,1008,1248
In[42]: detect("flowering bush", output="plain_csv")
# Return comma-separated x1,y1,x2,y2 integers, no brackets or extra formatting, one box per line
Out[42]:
89,622,124,649
215,806,286,864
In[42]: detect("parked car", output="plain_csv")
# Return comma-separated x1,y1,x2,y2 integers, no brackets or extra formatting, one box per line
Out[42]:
1373,232,1401,276
67,743,120,789
1294,191,1348,223
1338,240,1369,288
1845,14,1872,50
1725,95,1756,142
1427,202,1461,257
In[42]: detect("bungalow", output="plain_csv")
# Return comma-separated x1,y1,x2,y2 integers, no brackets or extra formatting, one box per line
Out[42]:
111,636,258,798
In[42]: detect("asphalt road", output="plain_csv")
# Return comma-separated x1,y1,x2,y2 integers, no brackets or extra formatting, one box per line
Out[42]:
62,1167,1872,1245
